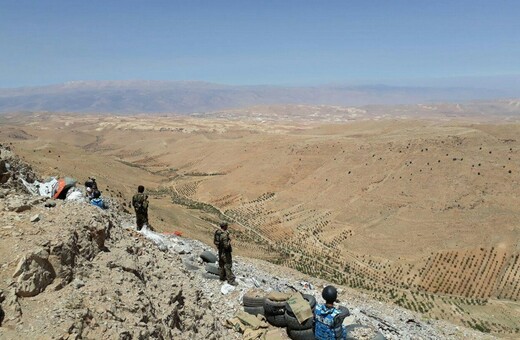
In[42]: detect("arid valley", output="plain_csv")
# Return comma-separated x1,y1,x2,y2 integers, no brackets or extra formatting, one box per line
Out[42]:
1,103,519,336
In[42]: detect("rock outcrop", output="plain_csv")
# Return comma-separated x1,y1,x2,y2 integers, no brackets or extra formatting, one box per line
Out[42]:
0,144,233,339
12,248,56,297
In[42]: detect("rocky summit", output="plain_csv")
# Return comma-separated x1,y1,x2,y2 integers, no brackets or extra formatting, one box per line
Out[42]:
0,144,496,339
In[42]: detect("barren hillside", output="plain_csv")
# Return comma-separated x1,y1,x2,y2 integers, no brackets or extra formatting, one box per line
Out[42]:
1,112,519,336
0,142,498,340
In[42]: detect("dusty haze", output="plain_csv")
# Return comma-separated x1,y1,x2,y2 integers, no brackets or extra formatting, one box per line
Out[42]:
0,80,516,114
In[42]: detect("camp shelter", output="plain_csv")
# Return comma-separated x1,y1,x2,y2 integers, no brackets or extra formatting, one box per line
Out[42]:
53,177,77,199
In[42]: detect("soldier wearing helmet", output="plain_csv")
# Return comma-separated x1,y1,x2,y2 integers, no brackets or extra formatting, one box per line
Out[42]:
314,285,349,339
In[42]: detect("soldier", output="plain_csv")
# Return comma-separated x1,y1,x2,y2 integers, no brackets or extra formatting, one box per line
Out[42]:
214,222,237,285
132,185,149,231
314,285,348,340
90,189,108,209
84,177,97,200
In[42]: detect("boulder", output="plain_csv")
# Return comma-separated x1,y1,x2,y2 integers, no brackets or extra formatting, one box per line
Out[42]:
0,172,10,184
12,249,56,297
44,201,57,208
0,160,7,173
1,288,22,322
77,223,108,260
72,278,85,289
7,198,31,213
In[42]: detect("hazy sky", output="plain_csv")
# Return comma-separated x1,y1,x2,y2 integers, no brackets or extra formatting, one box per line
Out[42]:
1,0,519,87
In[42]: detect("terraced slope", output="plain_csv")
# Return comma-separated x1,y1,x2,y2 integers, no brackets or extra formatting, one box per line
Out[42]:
2,113,520,336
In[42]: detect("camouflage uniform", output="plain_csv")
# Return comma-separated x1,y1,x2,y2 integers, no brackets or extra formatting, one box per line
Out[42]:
314,304,347,340
132,192,149,231
215,229,236,283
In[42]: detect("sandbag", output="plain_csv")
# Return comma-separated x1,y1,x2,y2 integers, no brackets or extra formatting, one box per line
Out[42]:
236,311,268,330
265,328,286,340
286,293,313,324
243,328,267,340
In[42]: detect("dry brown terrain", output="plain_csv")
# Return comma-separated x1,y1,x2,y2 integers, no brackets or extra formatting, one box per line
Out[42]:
0,143,495,340
1,111,520,336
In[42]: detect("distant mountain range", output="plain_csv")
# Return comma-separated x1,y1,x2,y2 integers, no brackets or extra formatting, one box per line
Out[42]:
0,80,515,114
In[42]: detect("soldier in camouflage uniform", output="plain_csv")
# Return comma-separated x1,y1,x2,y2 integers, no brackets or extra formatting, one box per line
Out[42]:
132,185,149,231
214,222,237,285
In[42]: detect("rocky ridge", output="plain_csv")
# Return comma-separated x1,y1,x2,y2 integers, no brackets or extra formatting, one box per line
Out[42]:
0,144,497,339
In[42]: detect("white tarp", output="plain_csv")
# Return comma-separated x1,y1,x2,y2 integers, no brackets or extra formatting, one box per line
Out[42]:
221,283,236,295
138,225,192,254
20,177,39,195
20,177,58,197
21,177,59,198
38,178,58,197
21,177,80,199
140,225,169,248
65,187,85,201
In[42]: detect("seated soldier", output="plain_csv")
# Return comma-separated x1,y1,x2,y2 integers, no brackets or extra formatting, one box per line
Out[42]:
84,177,97,200
314,285,349,340
90,189,108,209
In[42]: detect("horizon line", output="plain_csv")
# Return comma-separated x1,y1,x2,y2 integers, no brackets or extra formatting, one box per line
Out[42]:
2,73,520,90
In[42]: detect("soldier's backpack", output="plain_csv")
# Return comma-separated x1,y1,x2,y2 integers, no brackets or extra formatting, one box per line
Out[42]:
214,229,223,248
133,194,147,213
134,199,143,212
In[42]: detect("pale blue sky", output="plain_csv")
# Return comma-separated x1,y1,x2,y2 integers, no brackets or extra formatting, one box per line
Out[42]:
1,0,519,88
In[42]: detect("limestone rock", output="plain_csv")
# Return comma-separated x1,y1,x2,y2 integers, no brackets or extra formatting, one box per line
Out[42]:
44,201,57,208
13,249,56,297
0,160,7,173
72,278,85,289
0,172,10,184
1,289,22,323
0,160,10,184
7,198,31,212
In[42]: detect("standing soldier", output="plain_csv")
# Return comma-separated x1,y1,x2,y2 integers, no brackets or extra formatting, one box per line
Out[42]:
214,222,237,285
132,185,149,231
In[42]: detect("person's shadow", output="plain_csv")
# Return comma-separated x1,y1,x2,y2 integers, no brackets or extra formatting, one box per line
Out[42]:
0,304,4,326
